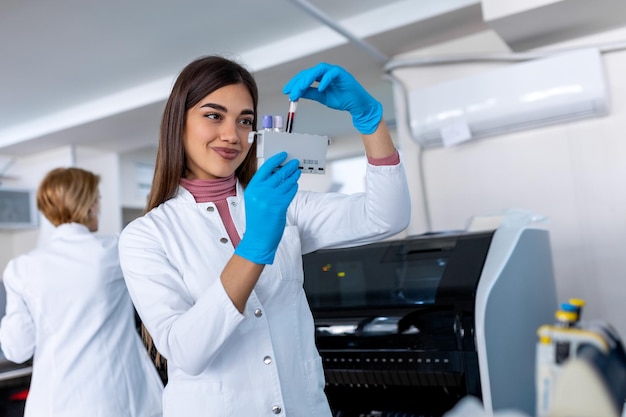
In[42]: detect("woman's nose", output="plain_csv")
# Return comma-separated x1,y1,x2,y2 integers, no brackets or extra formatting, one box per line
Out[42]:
219,121,239,144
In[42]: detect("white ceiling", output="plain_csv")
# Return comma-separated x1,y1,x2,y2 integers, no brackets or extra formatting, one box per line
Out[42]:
0,0,485,156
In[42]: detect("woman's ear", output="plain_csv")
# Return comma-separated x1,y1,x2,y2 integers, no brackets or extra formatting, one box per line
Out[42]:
86,203,99,232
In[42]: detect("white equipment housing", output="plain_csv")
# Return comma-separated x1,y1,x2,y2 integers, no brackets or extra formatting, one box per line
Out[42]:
251,130,330,175
408,48,609,148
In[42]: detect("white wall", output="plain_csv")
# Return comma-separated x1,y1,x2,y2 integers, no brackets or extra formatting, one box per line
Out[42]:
120,147,157,209
390,26,626,339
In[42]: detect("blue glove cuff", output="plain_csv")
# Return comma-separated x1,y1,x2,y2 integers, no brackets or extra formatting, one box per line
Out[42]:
352,100,383,135
234,240,276,265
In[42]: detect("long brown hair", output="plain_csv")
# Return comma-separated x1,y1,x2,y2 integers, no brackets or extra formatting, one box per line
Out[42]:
143,55,259,369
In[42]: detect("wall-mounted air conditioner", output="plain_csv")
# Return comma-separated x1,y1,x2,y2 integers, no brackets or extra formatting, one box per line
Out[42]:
408,48,609,148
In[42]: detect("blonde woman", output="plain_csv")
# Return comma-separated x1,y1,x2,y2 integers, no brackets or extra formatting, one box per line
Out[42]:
0,167,163,417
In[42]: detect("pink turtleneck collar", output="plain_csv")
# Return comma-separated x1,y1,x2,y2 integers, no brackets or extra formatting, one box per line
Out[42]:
180,174,237,203
180,174,240,247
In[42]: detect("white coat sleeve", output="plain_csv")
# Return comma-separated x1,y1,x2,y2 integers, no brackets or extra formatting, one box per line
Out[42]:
118,220,245,376
0,260,36,364
292,160,411,254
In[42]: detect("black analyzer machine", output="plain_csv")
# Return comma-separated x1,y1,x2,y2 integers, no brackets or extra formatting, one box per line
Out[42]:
302,223,558,417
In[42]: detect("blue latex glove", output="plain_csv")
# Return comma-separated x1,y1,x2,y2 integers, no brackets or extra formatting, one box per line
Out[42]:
283,62,383,135
234,152,301,265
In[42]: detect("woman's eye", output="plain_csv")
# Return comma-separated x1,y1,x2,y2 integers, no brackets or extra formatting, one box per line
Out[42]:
204,113,221,120
240,118,254,127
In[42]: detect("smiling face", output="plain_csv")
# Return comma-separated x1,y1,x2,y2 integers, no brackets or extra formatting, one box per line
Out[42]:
183,83,255,180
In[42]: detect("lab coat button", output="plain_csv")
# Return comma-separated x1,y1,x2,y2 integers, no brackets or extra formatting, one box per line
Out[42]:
206,206,215,213
230,201,237,207
254,309,263,317
219,237,229,244
272,405,282,414
263,356,272,365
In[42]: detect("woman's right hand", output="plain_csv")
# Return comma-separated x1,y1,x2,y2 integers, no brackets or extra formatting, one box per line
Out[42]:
234,152,301,264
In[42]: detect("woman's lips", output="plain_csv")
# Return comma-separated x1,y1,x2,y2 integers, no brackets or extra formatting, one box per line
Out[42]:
212,147,240,160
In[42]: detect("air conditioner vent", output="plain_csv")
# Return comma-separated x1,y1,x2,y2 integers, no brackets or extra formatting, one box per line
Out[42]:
408,48,609,148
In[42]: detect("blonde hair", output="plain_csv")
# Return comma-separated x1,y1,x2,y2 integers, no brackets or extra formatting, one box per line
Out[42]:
36,167,100,227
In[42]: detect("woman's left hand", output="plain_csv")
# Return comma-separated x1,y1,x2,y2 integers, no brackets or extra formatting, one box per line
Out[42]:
282,62,382,135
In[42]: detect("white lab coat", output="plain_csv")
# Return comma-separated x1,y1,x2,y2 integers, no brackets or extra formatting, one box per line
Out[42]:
0,223,163,417
118,161,411,417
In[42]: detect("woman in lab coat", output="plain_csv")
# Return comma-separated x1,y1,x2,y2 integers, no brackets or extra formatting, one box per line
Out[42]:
0,167,163,417
118,56,411,417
